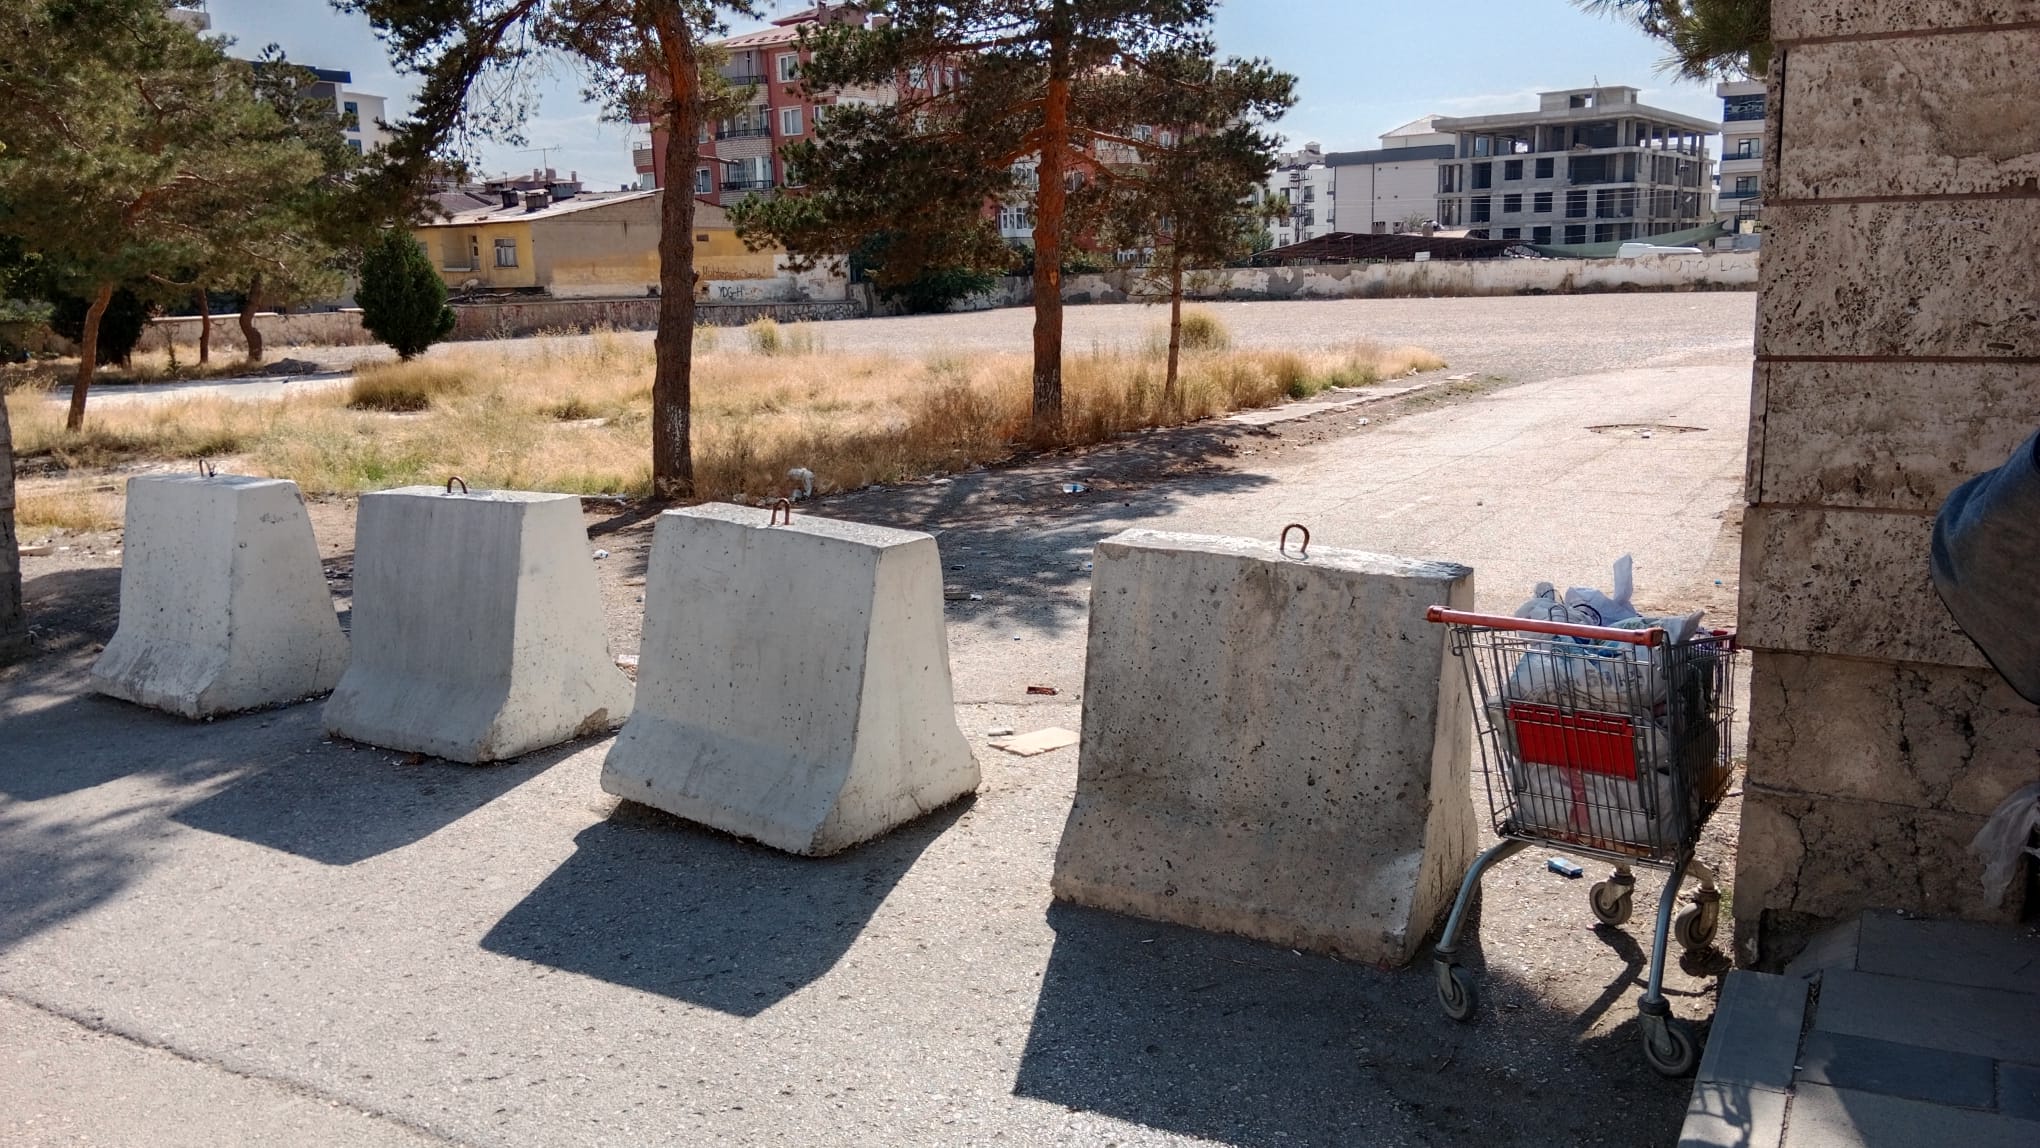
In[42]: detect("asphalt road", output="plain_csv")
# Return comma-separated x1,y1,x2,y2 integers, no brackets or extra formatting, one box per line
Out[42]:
2,292,1756,1147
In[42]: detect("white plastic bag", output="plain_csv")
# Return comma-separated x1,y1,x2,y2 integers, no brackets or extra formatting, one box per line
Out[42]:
1565,554,1637,626
1971,781,2040,904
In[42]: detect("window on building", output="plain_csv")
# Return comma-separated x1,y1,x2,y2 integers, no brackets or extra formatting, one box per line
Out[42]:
346,139,363,154
1535,156,1554,179
1502,193,1522,213
1532,226,1551,244
1565,189,1588,218
999,204,1034,234
1733,175,1757,197
1133,124,1153,142
695,167,712,195
341,100,360,130
1502,227,1520,239
777,53,799,82
1439,165,1459,192
1533,191,1553,213
1472,162,1492,189
908,64,926,88
695,233,709,243
1563,224,1586,244
1470,196,1491,223
1736,138,1759,159
442,236,470,270
780,106,803,136
1503,159,1522,181
494,238,518,268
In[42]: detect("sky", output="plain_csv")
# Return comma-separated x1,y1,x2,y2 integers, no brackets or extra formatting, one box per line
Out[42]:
202,0,1725,190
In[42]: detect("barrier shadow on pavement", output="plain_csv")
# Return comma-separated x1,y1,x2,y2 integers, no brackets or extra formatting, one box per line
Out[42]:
1012,902,1694,1148
170,732,580,867
479,797,968,1018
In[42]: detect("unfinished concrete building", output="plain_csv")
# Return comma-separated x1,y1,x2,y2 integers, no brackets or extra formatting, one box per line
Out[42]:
1432,87,1717,248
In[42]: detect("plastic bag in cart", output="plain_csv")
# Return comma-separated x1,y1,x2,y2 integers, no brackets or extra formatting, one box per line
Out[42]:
1488,700,1727,850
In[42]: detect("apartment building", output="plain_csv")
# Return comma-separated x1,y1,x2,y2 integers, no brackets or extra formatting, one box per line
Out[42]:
1260,143,1336,247
172,2,389,154
1431,86,1717,247
1714,78,1765,243
1326,115,1455,234
632,3,896,204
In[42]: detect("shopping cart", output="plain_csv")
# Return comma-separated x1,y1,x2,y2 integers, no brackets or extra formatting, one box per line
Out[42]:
1423,606,1739,1077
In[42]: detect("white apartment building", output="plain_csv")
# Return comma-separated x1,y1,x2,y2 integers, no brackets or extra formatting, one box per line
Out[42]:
1262,142,1336,247
1432,86,1717,248
304,68,391,155
1715,78,1765,245
1327,115,1456,234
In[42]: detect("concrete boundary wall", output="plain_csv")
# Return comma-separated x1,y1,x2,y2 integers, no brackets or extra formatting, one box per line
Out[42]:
130,299,864,353
956,251,1759,310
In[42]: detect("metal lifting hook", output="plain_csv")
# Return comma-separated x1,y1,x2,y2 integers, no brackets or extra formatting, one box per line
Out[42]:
445,476,469,495
768,498,793,526
1279,523,1311,559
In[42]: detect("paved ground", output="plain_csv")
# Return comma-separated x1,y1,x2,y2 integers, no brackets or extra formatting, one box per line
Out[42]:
1683,912,2040,1147
4,293,1756,1147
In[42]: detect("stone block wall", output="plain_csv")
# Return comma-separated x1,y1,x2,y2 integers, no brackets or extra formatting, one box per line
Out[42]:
1735,1,2040,959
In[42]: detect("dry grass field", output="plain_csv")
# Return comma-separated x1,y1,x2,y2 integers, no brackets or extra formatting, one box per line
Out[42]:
7,313,1443,531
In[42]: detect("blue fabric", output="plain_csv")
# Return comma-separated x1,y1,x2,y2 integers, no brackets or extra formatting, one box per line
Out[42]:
1932,428,2040,704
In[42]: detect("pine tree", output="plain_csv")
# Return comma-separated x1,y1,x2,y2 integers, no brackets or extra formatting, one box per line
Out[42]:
1091,53,1293,401
0,0,333,427
357,230,457,360
732,0,1227,442
1578,1,1771,79
335,0,762,499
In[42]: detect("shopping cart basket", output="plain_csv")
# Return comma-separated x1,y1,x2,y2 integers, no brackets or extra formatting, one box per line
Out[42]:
1424,606,1739,1077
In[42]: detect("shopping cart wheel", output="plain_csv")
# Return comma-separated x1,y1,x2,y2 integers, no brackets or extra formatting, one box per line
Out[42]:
1435,961,1477,1022
1589,879,1634,927
1641,1014,1700,1078
1673,899,1720,952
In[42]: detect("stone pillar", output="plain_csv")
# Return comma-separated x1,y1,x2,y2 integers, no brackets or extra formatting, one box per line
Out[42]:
1051,529,1478,964
323,487,634,763
1736,2,2040,958
91,475,348,718
601,504,979,855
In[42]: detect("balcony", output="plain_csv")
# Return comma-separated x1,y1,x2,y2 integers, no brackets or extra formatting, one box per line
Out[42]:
632,146,654,171
720,71,768,87
717,127,772,141
721,178,776,192
1719,186,1762,200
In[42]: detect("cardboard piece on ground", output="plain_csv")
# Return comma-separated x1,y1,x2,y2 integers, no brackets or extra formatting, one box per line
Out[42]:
997,727,1079,756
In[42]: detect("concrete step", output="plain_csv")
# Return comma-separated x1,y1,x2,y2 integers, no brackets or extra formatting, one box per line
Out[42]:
1680,969,1810,1148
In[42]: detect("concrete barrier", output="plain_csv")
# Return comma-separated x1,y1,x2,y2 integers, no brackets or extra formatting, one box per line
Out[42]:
323,486,632,762
91,475,348,718
1051,529,1479,964
601,504,978,855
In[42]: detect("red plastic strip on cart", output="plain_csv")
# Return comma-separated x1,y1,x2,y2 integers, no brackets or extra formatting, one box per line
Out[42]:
1506,703,1640,780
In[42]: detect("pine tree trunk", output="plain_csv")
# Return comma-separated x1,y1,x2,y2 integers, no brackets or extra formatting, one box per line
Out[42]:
198,288,211,365
1029,15,1072,444
1166,257,1184,405
650,15,700,501
239,274,265,363
66,281,113,431
0,391,29,663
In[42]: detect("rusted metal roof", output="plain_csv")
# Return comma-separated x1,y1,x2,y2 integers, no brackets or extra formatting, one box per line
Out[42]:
1251,232,1522,265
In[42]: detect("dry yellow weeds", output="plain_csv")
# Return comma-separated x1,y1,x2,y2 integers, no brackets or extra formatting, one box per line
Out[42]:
7,326,1444,502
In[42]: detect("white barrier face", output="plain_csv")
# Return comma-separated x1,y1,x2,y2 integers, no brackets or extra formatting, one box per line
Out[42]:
91,475,347,718
601,504,978,856
1051,529,1478,964
323,487,632,763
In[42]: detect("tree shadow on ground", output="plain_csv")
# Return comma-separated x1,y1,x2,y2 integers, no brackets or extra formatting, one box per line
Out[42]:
1014,902,1696,1148
12,566,121,664
804,423,1279,642
480,797,968,1018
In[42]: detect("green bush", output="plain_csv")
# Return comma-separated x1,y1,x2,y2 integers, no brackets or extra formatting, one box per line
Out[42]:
879,265,1000,314
357,230,456,360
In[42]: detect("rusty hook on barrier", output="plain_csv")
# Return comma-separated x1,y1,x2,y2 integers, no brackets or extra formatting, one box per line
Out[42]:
1279,523,1311,559
768,497,793,527
197,459,217,478
445,476,469,495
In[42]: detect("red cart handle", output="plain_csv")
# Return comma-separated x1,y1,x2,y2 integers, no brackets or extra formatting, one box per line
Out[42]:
1425,606,1666,647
